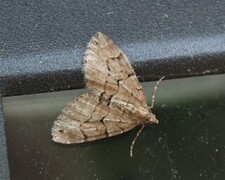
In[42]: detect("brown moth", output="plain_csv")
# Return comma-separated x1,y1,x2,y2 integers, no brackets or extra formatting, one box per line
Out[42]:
51,32,162,156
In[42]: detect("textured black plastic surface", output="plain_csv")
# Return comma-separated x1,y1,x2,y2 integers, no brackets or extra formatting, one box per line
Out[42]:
1,0,225,95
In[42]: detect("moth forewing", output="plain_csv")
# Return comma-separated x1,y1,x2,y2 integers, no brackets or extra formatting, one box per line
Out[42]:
51,32,159,151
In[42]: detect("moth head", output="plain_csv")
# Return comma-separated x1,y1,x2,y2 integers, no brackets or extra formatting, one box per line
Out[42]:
145,112,159,124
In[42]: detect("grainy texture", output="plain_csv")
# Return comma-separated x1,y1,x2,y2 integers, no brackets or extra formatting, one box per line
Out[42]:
51,32,158,144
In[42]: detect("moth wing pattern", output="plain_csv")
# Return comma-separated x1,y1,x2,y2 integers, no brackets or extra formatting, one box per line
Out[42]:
84,32,148,107
52,32,152,144
52,92,139,143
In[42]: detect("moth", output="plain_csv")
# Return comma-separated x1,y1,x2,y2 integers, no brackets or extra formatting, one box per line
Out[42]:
51,32,163,156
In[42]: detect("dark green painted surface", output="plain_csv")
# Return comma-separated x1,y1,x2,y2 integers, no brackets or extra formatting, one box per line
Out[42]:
3,75,225,180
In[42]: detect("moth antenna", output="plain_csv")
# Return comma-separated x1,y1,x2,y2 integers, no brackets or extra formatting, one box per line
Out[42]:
149,76,165,109
130,124,145,157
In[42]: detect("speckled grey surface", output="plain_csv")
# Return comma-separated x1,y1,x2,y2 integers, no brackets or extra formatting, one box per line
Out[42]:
1,0,225,95
1,1,225,179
